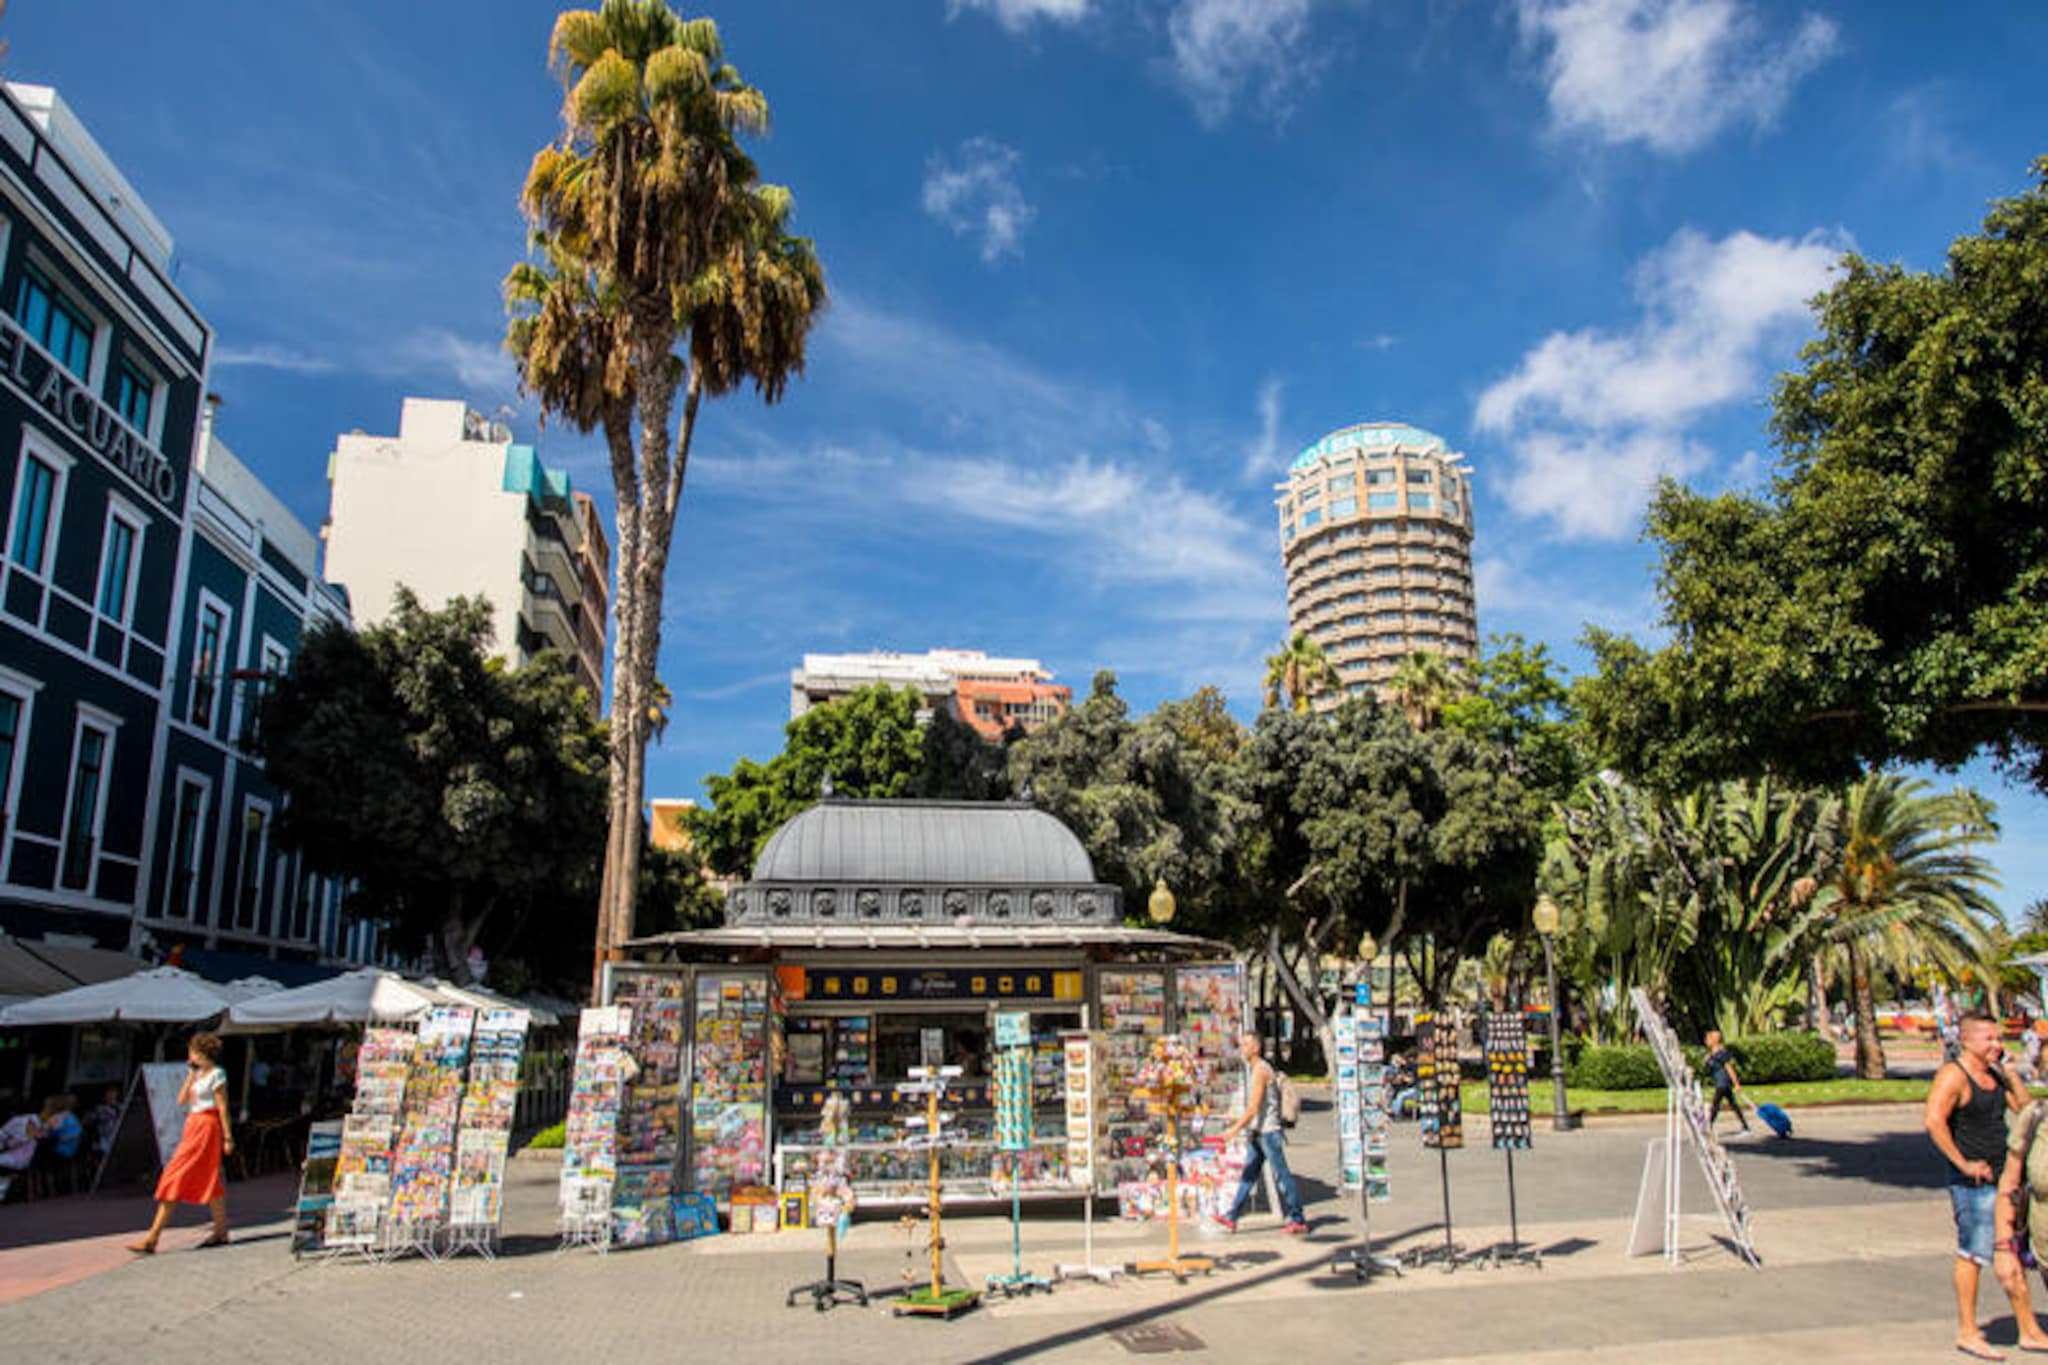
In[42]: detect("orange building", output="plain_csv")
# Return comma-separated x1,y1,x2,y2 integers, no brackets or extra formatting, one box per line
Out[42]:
953,675,1072,740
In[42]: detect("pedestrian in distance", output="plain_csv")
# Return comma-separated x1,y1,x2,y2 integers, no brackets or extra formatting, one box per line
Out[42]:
1703,1030,1751,1135
1927,1012,2036,1360
1988,1091,2048,1358
127,1032,235,1254
1212,1032,1309,1235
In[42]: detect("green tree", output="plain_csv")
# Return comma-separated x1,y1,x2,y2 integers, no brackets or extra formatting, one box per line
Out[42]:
1156,685,1246,766
2022,898,2048,938
1387,649,1465,732
1263,632,1341,714
637,838,726,936
1579,159,2048,795
510,1,827,975
1441,634,1585,803
261,591,607,986
1805,774,2003,1078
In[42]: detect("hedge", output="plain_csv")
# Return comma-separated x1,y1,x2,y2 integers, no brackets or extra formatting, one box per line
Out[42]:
1565,1031,1837,1090
523,1121,565,1150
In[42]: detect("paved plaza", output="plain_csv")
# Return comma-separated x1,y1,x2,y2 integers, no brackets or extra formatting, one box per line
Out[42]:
0,1100,2006,1362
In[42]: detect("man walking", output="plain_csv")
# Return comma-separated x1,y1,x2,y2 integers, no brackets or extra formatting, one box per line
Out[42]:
1928,1013,2035,1360
1213,1032,1308,1234
1703,1031,1751,1135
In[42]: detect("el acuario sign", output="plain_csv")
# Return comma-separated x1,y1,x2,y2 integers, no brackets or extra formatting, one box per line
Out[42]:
0,314,179,509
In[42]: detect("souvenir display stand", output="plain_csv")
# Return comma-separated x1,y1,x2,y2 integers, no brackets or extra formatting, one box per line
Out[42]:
385,1006,476,1260
613,972,688,1248
1100,966,1248,1225
447,1008,529,1259
1129,1036,1215,1282
688,971,775,1215
1482,1010,1540,1269
1330,985,1400,1282
328,1025,415,1261
1407,1010,1482,1272
1054,1029,1121,1283
892,1066,980,1319
559,1006,632,1252
986,1012,1053,1298
1626,988,1760,1268
786,1094,867,1311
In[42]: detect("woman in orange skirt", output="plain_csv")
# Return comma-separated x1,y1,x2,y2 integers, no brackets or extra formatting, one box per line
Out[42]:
127,1031,234,1253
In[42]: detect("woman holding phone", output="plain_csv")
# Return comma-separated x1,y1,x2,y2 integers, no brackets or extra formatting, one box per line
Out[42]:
127,1032,234,1253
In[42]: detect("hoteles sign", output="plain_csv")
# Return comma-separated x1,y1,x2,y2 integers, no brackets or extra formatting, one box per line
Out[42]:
0,314,179,509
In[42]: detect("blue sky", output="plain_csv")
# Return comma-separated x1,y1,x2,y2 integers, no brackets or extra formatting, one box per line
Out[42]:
9,1,2045,914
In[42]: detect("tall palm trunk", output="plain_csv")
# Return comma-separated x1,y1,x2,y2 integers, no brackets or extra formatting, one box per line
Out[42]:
1847,940,1887,1079
593,411,639,1000
1808,952,1829,1034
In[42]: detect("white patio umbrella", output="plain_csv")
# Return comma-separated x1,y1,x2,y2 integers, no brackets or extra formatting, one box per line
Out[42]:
226,967,444,1027
0,966,234,1025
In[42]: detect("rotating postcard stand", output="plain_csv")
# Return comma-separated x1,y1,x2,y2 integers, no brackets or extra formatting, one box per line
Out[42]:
1329,1004,1400,1282
1130,1037,1215,1282
1481,1010,1541,1270
892,1066,980,1319
1405,1011,1486,1273
1053,1030,1122,1285
986,1019,1052,1297
787,1096,866,1312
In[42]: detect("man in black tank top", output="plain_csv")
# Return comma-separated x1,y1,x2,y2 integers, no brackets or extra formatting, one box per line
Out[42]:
1927,1012,2035,1359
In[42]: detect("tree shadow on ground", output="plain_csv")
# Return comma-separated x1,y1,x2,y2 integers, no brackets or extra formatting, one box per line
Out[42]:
1729,1126,1944,1192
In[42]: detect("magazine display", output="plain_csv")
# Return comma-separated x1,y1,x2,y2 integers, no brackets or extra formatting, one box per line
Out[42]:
689,973,772,1205
329,1027,415,1247
612,971,687,1245
450,1008,529,1229
560,1006,632,1231
387,1007,476,1232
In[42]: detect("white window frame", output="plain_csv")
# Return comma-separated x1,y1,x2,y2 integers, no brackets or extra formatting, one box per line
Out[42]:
164,767,211,922
233,795,271,934
188,589,232,732
18,247,108,388
93,492,147,626
0,664,41,876
6,431,75,581
58,705,121,896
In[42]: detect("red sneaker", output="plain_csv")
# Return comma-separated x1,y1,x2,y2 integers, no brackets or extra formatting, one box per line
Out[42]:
1283,1221,1310,1235
1210,1215,1237,1233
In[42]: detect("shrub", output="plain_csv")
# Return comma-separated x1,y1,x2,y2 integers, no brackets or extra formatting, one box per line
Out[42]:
1729,1030,1836,1084
1566,1043,1664,1090
522,1121,565,1151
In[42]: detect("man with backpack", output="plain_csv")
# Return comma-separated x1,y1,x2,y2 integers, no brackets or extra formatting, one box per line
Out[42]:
1212,1032,1308,1235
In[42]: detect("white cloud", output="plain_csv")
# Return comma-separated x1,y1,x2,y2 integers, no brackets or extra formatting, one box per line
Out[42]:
392,328,520,398
212,343,337,374
922,138,1036,263
1241,378,1285,480
1165,0,1317,127
1515,0,1838,155
1475,226,1843,540
947,0,1090,32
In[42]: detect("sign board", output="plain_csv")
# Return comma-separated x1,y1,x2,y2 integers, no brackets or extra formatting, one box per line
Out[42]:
92,1062,190,1192
994,1011,1031,1050
292,1120,345,1255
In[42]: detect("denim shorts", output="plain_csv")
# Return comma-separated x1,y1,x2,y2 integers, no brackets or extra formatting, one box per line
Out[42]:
1950,1178,1998,1265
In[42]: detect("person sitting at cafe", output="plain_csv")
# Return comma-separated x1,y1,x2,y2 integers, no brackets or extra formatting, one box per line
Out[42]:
43,1094,82,1162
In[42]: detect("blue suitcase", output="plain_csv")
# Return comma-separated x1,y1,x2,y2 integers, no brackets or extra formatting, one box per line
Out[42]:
1756,1102,1793,1138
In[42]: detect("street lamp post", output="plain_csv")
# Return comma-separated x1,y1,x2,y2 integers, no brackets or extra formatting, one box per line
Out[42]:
1532,894,1573,1132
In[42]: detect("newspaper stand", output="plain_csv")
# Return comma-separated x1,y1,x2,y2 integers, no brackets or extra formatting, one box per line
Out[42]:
891,1066,980,1319
1626,988,1760,1268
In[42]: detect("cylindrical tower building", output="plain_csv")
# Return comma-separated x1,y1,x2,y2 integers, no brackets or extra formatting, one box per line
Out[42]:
1275,422,1478,702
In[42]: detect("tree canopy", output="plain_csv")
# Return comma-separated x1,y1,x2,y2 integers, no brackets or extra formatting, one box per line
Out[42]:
1579,159,2048,794
261,590,607,987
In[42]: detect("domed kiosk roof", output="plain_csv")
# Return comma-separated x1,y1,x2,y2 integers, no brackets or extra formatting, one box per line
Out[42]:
755,799,1097,886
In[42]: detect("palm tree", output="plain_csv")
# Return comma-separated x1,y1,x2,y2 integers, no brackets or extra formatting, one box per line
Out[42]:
1263,632,1341,714
1387,649,1462,731
512,1,825,976
1803,774,2003,1079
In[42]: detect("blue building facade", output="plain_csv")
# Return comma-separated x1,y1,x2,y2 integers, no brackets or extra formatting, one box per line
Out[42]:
0,83,384,975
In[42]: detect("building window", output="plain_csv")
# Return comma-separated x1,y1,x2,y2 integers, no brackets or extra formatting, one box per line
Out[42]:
1298,486,1320,503
168,778,206,920
1329,474,1356,493
7,452,60,575
1407,468,1433,485
1367,492,1398,511
235,802,269,932
1299,509,1321,530
13,266,94,378
189,601,228,729
1410,492,1435,511
95,507,141,622
114,356,154,434
1365,469,1394,486
293,870,317,942
0,690,20,842
1329,496,1357,517
60,722,110,891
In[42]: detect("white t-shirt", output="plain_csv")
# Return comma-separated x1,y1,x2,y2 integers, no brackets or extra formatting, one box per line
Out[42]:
188,1066,226,1112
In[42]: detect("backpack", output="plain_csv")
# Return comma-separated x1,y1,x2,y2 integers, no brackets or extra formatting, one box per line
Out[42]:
1275,1069,1301,1129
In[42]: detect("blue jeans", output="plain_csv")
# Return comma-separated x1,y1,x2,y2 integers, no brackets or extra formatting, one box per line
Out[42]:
1227,1129,1305,1224
1950,1175,1998,1265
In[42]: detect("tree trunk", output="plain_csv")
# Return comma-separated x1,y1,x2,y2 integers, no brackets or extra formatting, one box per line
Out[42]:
1847,941,1887,1080
1809,953,1829,1035
1266,923,1334,1076
439,892,483,985
594,407,641,1001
